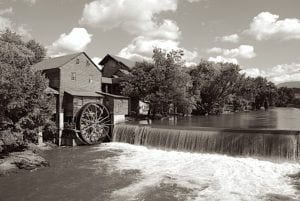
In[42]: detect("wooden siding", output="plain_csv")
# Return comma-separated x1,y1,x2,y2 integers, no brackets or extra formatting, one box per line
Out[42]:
103,96,128,115
73,96,103,117
60,53,102,94
102,59,120,78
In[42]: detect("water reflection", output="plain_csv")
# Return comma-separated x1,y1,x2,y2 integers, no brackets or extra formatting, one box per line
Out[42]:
137,108,300,130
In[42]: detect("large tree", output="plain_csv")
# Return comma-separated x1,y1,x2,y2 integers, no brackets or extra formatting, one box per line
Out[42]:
121,48,192,117
189,60,241,115
0,29,52,145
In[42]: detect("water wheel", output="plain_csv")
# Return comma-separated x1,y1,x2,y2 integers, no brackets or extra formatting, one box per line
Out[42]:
76,103,111,145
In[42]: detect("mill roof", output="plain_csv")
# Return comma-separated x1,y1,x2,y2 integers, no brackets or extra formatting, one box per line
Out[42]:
99,54,135,69
32,52,81,71
32,52,101,73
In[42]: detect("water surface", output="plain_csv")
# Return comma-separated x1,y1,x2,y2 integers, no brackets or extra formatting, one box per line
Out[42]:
136,108,300,130
1,143,300,201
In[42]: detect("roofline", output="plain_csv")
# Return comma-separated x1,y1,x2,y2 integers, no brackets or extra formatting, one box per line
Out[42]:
99,54,130,70
81,52,102,74
53,52,102,74
57,52,82,70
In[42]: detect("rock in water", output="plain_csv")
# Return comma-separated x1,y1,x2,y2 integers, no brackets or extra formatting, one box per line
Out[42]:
10,151,49,170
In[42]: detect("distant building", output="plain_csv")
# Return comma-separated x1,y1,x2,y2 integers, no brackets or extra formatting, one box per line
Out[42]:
99,54,135,94
99,54,149,115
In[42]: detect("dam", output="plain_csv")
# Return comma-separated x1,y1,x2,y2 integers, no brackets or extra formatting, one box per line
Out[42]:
113,108,300,160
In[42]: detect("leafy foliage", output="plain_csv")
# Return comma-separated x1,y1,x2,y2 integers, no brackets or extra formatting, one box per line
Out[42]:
275,87,295,107
0,29,52,151
121,48,192,117
121,47,296,118
189,60,241,115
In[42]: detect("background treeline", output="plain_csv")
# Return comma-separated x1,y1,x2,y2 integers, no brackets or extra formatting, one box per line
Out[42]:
121,48,296,117
0,30,55,153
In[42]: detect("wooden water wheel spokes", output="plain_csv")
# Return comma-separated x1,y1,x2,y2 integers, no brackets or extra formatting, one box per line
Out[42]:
76,103,111,145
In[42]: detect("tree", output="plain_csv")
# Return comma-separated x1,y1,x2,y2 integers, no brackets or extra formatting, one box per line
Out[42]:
0,29,52,149
26,39,46,64
121,48,192,117
189,60,241,115
275,87,295,107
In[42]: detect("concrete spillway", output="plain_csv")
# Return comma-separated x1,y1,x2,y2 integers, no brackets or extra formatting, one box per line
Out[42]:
112,124,300,160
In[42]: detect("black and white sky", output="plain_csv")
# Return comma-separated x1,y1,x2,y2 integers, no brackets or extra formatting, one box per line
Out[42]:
1,0,300,83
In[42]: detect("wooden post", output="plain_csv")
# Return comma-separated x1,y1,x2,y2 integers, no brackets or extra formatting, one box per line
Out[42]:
38,126,43,146
58,112,64,146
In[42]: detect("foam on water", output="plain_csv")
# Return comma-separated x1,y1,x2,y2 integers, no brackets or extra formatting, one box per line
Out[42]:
96,143,300,201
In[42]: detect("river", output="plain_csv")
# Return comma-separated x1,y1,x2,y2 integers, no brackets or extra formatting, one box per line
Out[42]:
1,108,300,201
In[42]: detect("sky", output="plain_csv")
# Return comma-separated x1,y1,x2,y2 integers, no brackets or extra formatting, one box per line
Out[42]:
1,0,300,84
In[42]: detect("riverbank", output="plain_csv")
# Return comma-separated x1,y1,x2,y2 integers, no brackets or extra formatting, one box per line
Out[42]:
0,143,54,176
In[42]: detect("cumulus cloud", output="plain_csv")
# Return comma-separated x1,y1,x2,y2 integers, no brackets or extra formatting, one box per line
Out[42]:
79,0,199,65
223,45,256,59
241,63,300,84
216,34,239,43
0,7,13,15
208,56,238,64
79,0,179,40
47,28,92,57
118,36,198,64
246,12,300,40
207,45,256,64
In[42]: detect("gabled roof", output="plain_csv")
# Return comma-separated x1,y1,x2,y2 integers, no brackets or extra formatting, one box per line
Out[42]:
32,52,81,71
99,54,135,69
32,52,101,73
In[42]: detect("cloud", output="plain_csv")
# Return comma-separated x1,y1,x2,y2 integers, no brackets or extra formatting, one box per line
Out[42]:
223,45,256,59
22,0,37,5
207,47,223,54
246,12,300,40
0,15,32,39
241,63,300,84
0,16,13,31
118,36,198,64
92,57,102,69
208,56,238,64
79,0,179,40
207,45,256,63
16,25,32,40
0,7,13,15
47,28,92,57
216,34,239,43
80,0,199,65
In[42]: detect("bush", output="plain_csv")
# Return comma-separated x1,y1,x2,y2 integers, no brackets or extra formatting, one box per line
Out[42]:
0,130,26,154
43,121,57,142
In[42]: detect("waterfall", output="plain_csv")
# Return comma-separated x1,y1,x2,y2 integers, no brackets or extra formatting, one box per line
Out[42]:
112,124,300,160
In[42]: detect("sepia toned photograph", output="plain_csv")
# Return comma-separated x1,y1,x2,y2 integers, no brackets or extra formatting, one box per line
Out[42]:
1,0,300,200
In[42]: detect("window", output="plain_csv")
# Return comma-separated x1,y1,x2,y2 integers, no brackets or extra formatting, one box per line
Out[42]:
86,60,90,66
89,75,93,83
71,72,76,80
76,58,80,64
